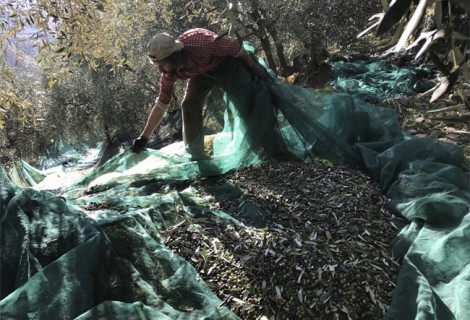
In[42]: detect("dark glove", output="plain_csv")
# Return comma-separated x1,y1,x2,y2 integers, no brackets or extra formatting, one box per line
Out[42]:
131,136,148,153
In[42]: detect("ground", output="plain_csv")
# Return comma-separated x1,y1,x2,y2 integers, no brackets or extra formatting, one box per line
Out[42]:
368,82,468,162
34,52,469,319
162,58,469,319
165,160,401,320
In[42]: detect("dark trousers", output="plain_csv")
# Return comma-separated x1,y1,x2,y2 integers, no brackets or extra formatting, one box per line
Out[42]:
181,73,216,159
181,59,233,159
182,57,288,160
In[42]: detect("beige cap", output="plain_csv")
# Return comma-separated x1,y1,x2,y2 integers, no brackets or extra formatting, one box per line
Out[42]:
147,33,184,61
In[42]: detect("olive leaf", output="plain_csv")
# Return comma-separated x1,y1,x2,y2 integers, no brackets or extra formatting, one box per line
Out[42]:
376,0,413,36
394,0,430,51
429,51,451,76
430,71,459,102
357,13,384,38
449,46,465,71
406,28,448,60
452,31,470,41
380,0,389,10
390,15,408,44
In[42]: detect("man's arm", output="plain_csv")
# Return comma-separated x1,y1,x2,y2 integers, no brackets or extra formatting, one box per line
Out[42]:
141,103,167,138
142,73,175,138
210,31,268,79
131,102,168,153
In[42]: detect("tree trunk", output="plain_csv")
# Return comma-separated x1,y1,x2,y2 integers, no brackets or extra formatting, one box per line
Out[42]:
265,23,289,76
248,0,277,71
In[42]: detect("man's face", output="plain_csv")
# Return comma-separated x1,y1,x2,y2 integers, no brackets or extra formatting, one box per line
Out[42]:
156,60,176,74
148,55,176,74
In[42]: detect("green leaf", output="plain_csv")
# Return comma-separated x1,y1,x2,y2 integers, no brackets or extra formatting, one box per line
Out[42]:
449,46,465,70
390,15,407,43
376,0,413,36
380,0,389,10
429,51,451,76
452,31,470,41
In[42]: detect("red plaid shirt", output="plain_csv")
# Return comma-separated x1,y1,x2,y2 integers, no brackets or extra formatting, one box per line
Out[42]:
156,28,243,106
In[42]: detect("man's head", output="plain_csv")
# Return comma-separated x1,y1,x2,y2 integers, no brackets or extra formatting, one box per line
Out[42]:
147,33,184,64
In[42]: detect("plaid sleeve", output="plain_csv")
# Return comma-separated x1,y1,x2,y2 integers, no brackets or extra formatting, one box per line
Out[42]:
179,29,243,58
156,73,176,105
208,35,242,57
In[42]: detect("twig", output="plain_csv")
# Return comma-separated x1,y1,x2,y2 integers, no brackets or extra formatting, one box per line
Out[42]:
449,130,470,135
418,85,438,98
218,294,233,308
429,116,469,124
394,0,428,51
426,104,466,113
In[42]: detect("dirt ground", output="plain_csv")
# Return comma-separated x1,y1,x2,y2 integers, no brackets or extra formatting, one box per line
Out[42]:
377,91,470,163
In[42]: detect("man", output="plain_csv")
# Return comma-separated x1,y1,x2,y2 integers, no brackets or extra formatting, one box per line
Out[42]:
131,28,267,160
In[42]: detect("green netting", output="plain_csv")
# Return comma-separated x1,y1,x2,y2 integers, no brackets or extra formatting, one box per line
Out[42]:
0,160,47,187
330,60,435,101
0,183,239,320
0,141,103,188
38,140,103,170
0,167,10,183
1,44,469,320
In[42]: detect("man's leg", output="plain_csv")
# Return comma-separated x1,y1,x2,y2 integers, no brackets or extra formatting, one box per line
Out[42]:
215,57,292,160
181,73,216,160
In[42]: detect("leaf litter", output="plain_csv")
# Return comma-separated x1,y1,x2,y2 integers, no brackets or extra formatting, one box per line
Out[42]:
165,159,402,319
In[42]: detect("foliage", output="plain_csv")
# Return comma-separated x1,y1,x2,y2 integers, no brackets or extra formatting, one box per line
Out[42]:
0,0,172,129
359,0,470,104
0,38,45,163
218,0,381,81
0,34,38,130
0,0,238,163
2,0,173,71
0,0,192,163
5,0,462,165
44,58,157,149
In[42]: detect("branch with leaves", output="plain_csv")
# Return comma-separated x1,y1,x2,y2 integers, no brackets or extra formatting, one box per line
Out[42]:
359,0,469,105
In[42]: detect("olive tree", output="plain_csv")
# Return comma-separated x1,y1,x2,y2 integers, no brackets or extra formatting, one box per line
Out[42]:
221,0,381,83
0,0,195,163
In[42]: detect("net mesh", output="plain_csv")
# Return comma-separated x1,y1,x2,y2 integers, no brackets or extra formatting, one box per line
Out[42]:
1,44,468,320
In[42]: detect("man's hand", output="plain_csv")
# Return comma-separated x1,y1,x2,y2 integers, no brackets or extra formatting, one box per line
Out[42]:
251,63,268,80
240,48,268,80
131,136,149,153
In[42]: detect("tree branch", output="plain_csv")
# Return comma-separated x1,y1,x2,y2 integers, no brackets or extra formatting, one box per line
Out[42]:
394,0,429,51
